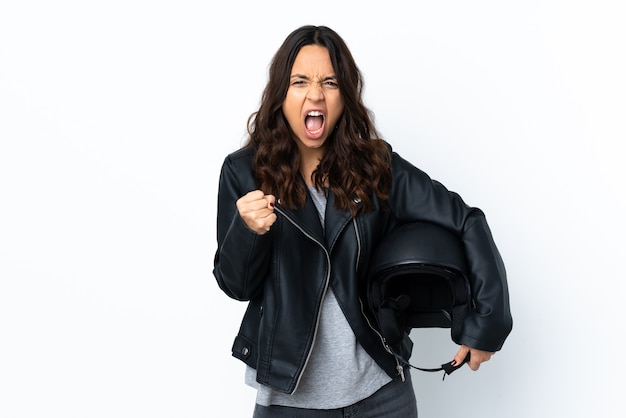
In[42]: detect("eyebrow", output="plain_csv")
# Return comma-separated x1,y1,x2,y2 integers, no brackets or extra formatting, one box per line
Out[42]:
290,74,337,81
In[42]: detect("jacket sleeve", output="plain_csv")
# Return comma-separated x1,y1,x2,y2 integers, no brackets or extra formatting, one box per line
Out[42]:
387,152,512,352
212,153,272,301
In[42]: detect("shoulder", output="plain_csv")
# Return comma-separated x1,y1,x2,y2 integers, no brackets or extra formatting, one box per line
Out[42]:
219,146,257,193
221,146,256,176
388,146,427,178
224,146,255,165
380,141,417,172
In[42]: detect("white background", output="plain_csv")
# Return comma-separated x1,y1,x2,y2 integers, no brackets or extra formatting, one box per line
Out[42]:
1,1,624,417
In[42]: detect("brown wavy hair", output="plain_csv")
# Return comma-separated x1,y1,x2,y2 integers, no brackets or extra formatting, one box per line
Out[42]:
244,25,391,215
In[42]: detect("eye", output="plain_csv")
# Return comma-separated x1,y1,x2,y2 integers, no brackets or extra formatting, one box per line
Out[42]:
322,77,339,89
290,77,310,88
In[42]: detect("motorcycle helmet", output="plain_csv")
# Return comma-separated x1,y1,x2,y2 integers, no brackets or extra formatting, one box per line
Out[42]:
367,221,473,347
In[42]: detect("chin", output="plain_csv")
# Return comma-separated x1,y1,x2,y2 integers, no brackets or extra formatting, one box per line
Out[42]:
296,138,327,154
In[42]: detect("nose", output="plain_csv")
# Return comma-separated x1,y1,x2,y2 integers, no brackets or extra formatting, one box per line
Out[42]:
306,82,324,101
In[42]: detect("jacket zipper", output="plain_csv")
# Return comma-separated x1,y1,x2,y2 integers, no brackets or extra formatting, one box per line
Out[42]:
352,217,361,272
359,298,406,382
352,213,405,382
274,200,404,388
273,206,332,393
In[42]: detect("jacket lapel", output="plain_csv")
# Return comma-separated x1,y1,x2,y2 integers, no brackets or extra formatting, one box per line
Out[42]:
324,190,354,252
278,192,326,244
278,189,357,252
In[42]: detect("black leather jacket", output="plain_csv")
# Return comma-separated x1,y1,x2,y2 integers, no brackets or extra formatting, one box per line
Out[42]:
213,144,512,394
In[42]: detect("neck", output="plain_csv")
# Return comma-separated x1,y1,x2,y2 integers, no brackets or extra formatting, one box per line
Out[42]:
299,149,324,186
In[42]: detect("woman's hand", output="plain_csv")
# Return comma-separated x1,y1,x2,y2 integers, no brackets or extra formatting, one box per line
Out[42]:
452,345,495,371
236,190,277,235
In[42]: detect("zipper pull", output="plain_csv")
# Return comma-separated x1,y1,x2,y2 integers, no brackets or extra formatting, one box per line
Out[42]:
397,364,406,382
384,339,406,382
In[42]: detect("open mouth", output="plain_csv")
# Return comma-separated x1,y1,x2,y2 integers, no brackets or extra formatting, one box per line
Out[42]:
305,110,325,136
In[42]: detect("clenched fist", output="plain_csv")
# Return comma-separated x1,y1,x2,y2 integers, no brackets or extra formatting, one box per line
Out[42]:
236,190,277,235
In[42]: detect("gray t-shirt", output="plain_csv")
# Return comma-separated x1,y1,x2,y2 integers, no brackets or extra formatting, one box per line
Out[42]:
245,186,391,408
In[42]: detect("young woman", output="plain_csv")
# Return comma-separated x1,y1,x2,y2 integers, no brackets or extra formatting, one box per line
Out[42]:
213,25,512,417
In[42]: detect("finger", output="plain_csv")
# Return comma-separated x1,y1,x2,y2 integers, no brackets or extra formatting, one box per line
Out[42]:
469,349,494,371
265,212,277,226
263,213,277,232
253,213,277,235
239,190,265,203
451,345,470,368
238,197,273,215
468,357,481,371
237,191,264,214
265,194,276,209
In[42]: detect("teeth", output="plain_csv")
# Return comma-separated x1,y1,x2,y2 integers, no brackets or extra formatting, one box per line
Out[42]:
307,111,323,117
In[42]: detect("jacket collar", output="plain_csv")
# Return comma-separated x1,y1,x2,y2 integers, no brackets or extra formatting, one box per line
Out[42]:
324,190,355,251
276,188,359,252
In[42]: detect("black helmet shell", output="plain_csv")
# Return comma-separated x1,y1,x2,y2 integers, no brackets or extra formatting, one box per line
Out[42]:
367,222,472,346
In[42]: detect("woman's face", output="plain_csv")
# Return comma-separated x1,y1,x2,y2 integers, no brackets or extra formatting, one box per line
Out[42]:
282,45,344,157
